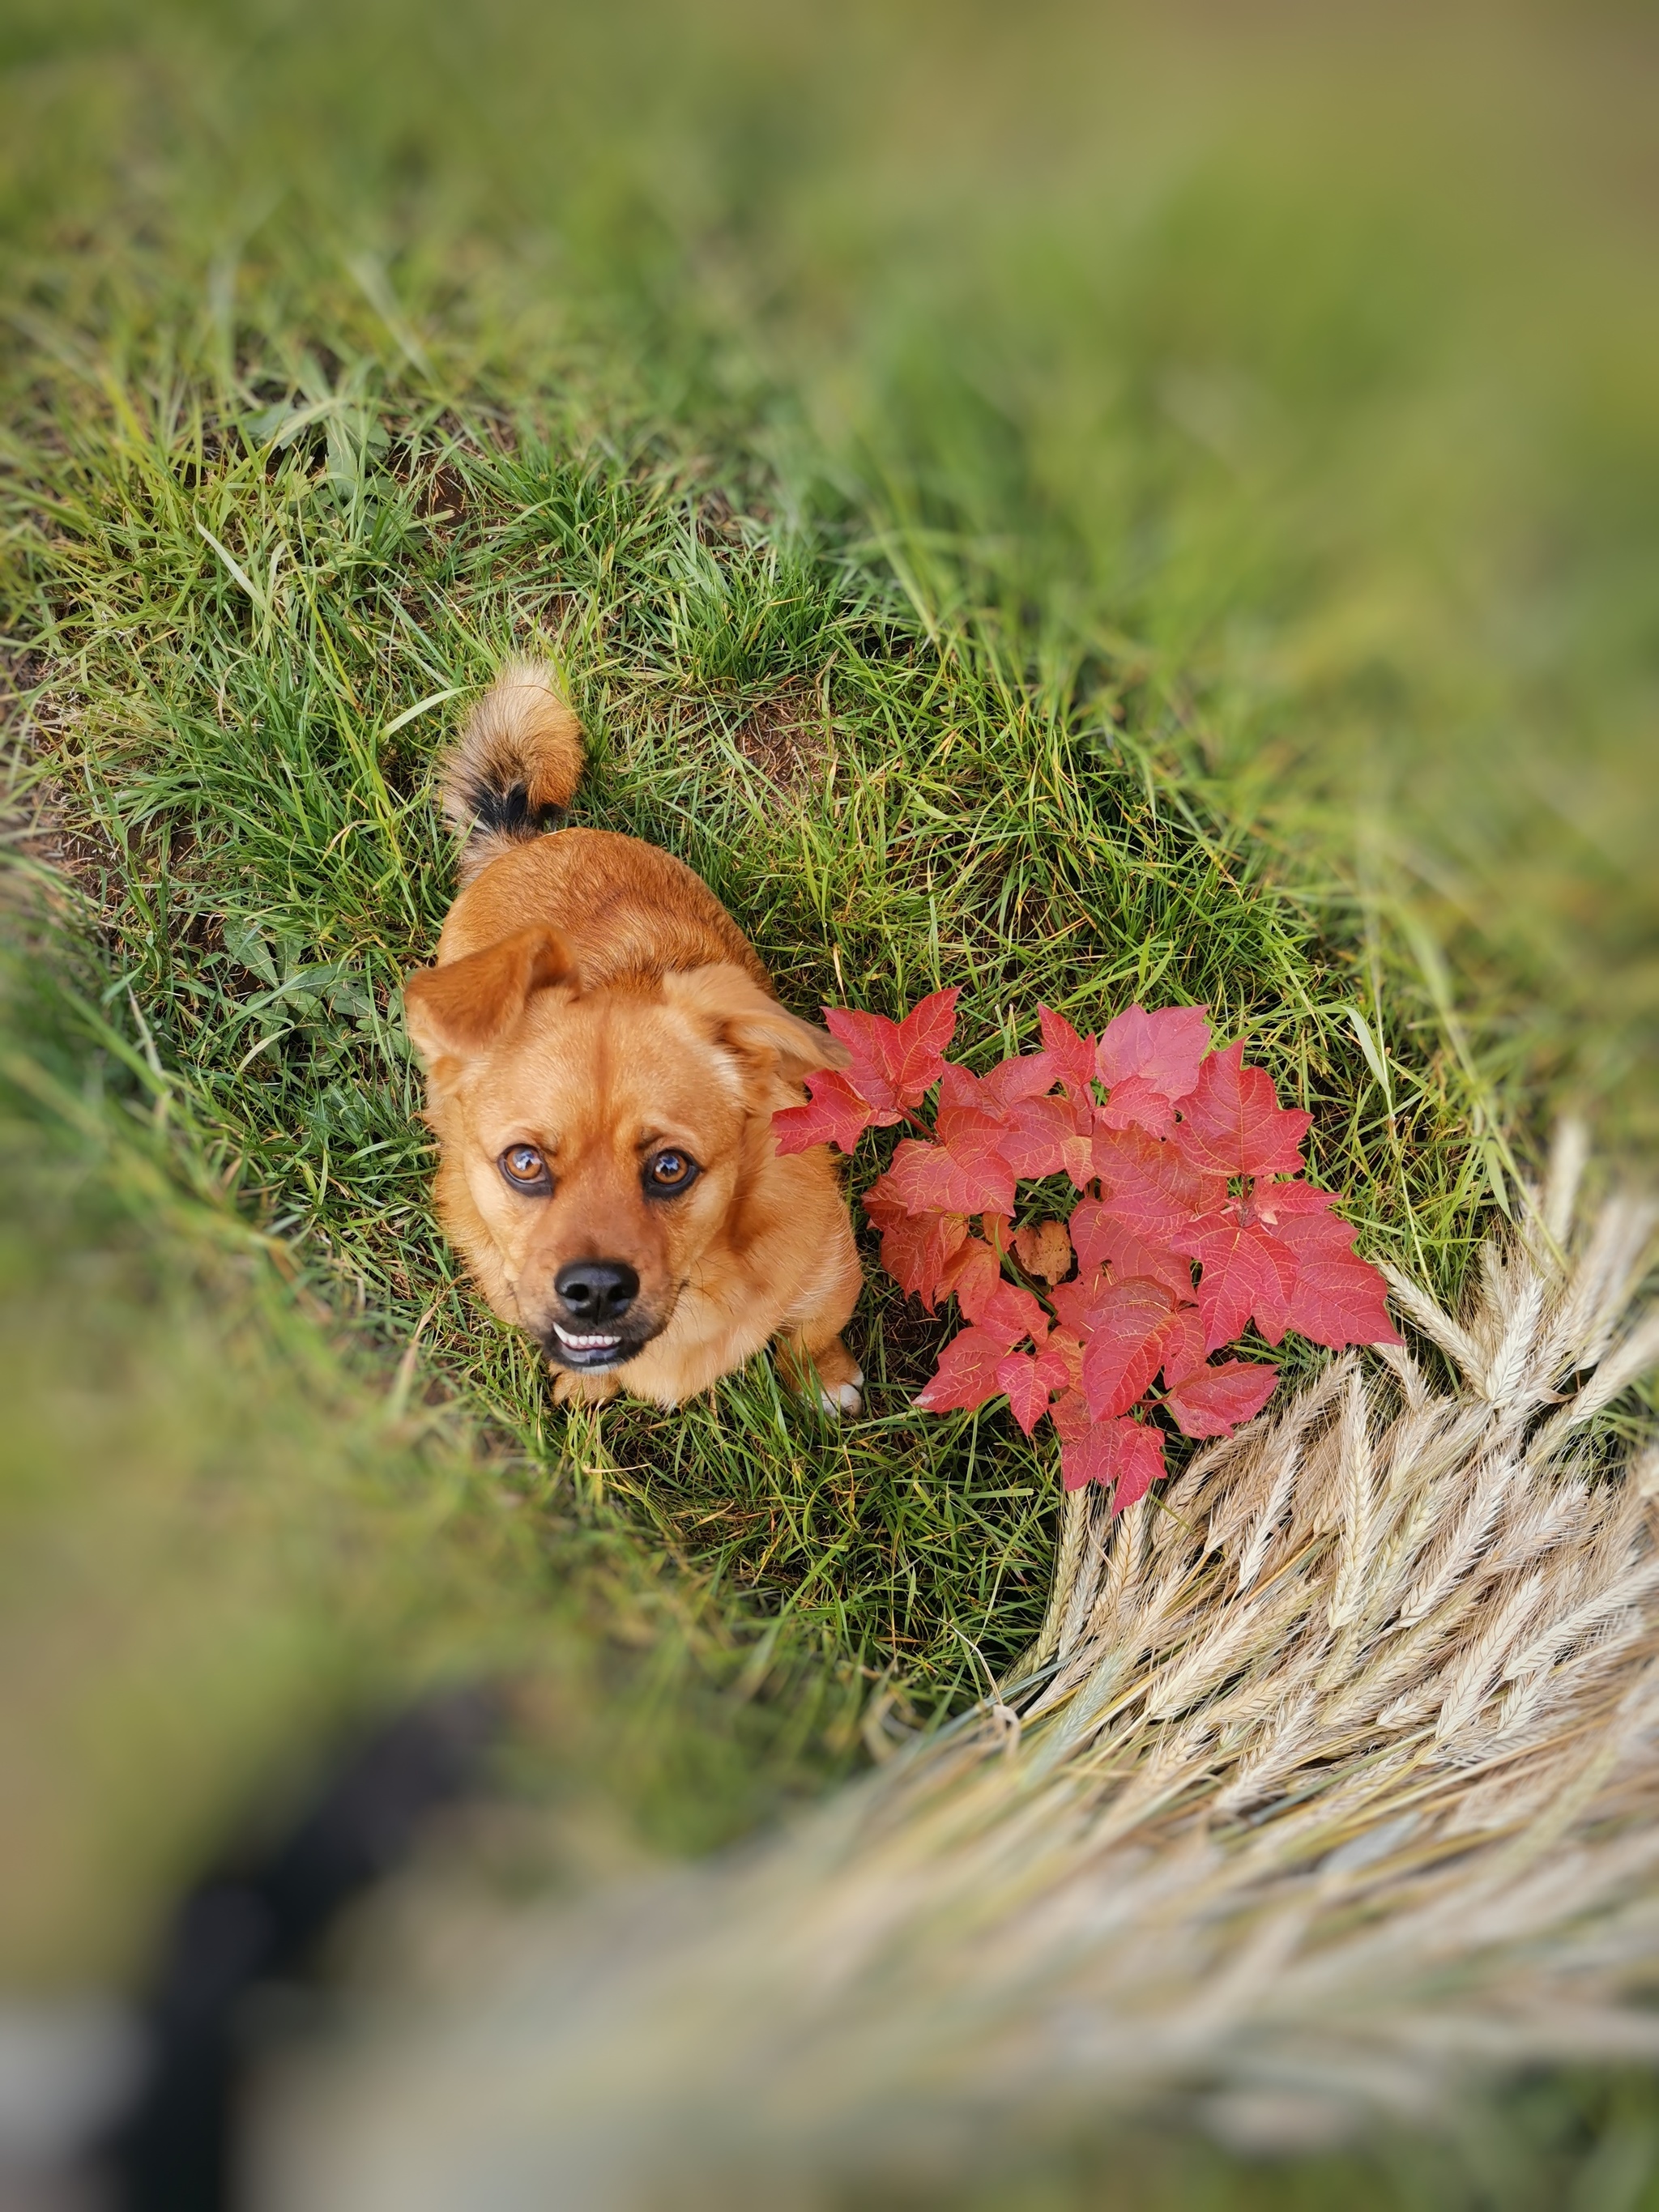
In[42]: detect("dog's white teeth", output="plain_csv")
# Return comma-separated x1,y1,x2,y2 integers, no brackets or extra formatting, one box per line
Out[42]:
553,1325,621,1350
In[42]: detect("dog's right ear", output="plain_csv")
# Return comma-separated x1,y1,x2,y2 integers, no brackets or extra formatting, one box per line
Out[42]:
403,927,574,1068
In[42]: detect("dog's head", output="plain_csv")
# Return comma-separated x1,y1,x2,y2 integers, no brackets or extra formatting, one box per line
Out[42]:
403,930,847,1375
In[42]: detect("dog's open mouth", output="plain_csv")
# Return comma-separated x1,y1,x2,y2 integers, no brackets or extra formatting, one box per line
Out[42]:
546,1323,637,1370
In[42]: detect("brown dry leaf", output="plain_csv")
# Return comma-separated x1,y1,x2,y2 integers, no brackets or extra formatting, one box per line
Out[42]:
1014,1218,1073,1283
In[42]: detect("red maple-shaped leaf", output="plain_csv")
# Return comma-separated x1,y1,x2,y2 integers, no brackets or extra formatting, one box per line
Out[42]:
1095,1003,1211,1097
1165,1357,1281,1439
997,1091,1094,1186
1156,1305,1209,1388
1245,1178,1339,1225
1274,1210,1402,1347
865,989,1396,1512
1069,1196,1196,1302
1049,1265,1106,1337
1043,1328,1085,1391
943,1236,1047,1347
998,1352,1050,1435
771,1068,876,1155
1094,1073,1179,1138
980,1050,1060,1107
935,1063,996,1116
939,1232,1002,1320
1175,1042,1311,1177
935,1068,1017,1152
979,1211,1014,1259
996,1343,1073,1435
1174,1213,1298,1352
824,987,959,1119
1038,1005,1098,1101
975,1276,1050,1349
1080,1276,1183,1421
883,1134,1017,1217
864,1178,967,1308
914,1324,1030,1414
1059,1413,1166,1505
1049,1386,1090,1444
1092,1123,1226,1241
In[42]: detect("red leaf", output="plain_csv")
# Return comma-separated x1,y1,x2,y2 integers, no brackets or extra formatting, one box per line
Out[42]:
1245,1178,1339,1226
976,1277,1050,1350
771,1068,876,1154
980,1212,1014,1259
1038,1005,1098,1101
824,987,959,1116
936,1062,994,1115
1274,1213,1402,1347
1166,1358,1280,1438
933,1076,1024,1212
999,1092,1094,1186
980,1050,1059,1106
1092,1123,1226,1241
1157,1305,1209,1387
1095,1003,1210,1097
864,1178,967,1308
1050,1386,1091,1445
1094,1073,1178,1137
1043,1331,1085,1391
1268,1204,1358,1260
1049,1266,1107,1336
940,1233,1002,1321
996,1349,1057,1435
883,1135,1017,1217
1174,1213,1298,1352
914,1327,1013,1413
935,1085,1014,1161
1081,1276,1181,1420
936,1234,1048,1346
1175,1042,1311,1177
1060,1414,1166,1508
1069,1195,1196,1301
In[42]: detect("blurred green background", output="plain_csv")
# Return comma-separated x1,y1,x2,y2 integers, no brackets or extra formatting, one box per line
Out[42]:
2,1,1656,2205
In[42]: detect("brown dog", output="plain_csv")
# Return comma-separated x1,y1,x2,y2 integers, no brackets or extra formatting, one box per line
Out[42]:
402,662,864,1413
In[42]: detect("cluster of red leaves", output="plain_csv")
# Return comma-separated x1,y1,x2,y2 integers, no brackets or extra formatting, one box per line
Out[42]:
774,990,1401,1513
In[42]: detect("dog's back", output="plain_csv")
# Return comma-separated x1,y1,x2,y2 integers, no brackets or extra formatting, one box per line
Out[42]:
433,662,763,987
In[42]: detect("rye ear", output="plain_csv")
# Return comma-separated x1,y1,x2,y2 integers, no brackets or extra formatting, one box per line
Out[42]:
664,964,849,1094
403,927,574,1066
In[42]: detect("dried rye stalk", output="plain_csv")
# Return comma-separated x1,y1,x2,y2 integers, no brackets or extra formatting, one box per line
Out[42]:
257,1133,1659,2212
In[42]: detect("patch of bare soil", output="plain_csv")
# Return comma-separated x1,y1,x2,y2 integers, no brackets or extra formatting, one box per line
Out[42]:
0,650,122,931
732,678,830,793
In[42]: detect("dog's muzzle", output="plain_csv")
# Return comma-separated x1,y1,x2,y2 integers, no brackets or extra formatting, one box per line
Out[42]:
540,1258,655,1371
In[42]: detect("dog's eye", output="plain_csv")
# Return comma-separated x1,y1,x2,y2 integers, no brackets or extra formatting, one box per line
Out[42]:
645,1150,697,1195
499,1144,550,1191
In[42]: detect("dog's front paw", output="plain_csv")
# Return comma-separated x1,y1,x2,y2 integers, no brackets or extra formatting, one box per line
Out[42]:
550,1366,622,1407
817,1366,864,1419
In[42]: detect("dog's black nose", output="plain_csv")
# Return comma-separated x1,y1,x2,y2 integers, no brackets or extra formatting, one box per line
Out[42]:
554,1259,639,1323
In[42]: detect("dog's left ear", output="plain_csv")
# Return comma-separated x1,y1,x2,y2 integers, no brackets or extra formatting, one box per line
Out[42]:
403,927,575,1071
665,965,849,1097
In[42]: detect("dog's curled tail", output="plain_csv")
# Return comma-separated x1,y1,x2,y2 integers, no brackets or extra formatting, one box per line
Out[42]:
437,659,585,883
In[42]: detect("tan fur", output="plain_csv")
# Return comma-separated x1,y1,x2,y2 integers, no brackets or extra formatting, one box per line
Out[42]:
404,667,864,1413
437,658,587,884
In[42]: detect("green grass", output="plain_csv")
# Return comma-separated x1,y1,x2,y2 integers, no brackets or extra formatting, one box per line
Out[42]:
1,0,1655,2202
4,306,1491,1721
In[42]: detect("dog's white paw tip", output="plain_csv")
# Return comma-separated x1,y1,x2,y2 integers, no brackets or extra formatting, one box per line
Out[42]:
819,1382,863,1418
